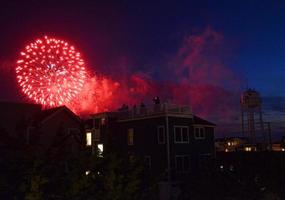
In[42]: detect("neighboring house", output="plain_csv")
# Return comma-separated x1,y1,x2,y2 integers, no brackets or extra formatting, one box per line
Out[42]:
215,137,249,152
32,106,83,154
271,143,285,151
215,137,268,152
85,100,216,180
0,102,83,155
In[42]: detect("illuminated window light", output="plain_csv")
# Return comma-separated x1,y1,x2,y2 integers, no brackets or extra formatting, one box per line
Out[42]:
101,118,106,125
86,132,92,146
97,144,104,157
127,128,134,145
245,147,252,152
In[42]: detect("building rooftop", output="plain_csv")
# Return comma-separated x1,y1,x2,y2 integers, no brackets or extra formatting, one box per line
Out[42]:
91,103,193,120
193,115,216,126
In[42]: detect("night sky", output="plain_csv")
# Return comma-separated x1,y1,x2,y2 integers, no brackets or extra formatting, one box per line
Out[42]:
0,0,285,96
1,0,285,127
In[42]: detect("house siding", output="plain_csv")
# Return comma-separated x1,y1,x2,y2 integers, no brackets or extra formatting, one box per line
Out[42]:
86,111,215,180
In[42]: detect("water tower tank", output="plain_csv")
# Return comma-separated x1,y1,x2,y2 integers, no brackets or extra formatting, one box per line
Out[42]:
241,89,262,108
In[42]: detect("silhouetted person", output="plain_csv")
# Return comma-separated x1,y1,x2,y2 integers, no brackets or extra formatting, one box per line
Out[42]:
153,96,160,104
153,97,161,112
119,104,129,111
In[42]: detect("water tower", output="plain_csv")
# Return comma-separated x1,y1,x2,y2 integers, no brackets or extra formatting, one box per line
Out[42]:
240,89,264,144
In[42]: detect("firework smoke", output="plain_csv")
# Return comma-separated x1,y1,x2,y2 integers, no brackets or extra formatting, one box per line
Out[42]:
73,28,241,122
8,28,241,122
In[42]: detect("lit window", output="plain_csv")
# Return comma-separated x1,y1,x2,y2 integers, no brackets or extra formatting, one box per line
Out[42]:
86,132,92,146
194,127,205,139
175,155,190,172
101,118,106,125
282,148,285,152
227,142,231,146
85,170,90,175
127,128,134,145
174,126,189,143
157,126,165,144
144,156,151,169
97,144,103,157
225,148,229,152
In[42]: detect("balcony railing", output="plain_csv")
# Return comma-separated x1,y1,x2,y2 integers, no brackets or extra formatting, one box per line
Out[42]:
117,103,192,120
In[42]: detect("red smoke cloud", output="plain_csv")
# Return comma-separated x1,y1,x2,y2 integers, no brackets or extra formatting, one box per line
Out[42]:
75,74,159,116
67,28,241,122
69,72,156,116
4,28,239,123
167,28,241,121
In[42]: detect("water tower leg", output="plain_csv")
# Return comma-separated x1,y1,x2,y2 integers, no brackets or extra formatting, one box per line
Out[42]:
267,122,272,151
248,110,255,144
241,108,245,135
259,106,266,150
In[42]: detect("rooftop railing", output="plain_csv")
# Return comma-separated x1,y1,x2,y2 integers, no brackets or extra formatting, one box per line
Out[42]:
117,103,192,120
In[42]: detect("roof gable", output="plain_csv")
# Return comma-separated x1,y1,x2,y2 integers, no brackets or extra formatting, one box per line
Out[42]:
35,106,81,125
193,115,216,126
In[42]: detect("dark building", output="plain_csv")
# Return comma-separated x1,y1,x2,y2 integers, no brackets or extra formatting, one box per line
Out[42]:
215,137,250,152
0,102,83,154
85,101,216,181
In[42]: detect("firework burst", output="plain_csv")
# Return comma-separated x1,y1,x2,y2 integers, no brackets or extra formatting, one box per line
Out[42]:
16,36,86,107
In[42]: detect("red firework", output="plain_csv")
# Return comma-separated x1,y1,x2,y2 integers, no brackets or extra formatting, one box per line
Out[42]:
16,36,86,107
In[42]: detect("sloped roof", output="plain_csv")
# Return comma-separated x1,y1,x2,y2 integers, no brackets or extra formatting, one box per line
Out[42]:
193,115,216,126
34,106,63,123
34,106,81,125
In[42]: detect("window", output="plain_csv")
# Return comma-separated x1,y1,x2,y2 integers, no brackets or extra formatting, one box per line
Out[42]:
175,155,190,172
101,118,106,125
157,126,165,144
86,132,92,146
194,127,205,139
144,156,151,169
174,126,189,143
94,129,100,141
97,144,103,157
127,128,134,145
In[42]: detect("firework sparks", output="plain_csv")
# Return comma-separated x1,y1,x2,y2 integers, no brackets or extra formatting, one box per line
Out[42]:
16,36,86,107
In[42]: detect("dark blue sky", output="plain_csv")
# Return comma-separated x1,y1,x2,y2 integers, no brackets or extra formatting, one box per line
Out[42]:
1,0,285,97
